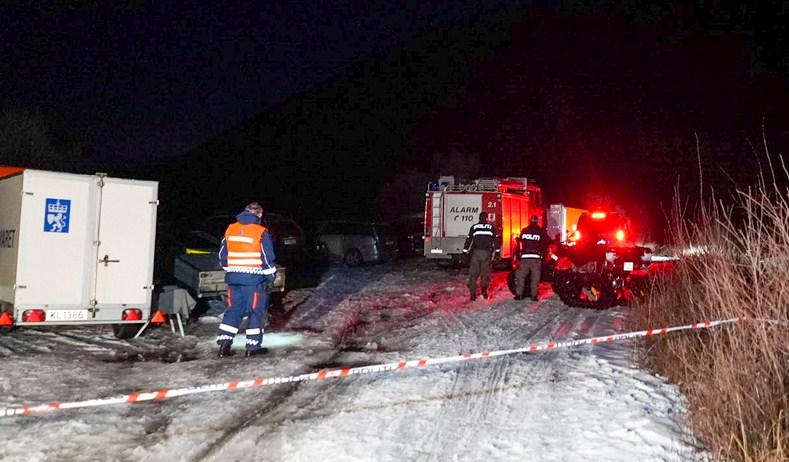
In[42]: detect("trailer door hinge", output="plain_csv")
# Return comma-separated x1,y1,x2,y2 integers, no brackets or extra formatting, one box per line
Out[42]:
148,200,159,205
23,191,34,196
95,172,107,187
14,285,27,290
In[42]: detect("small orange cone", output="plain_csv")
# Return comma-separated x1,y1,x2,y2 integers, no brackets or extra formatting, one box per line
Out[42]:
150,310,166,325
0,311,13,326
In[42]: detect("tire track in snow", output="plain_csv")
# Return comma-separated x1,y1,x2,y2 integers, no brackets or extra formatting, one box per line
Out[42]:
418,296,555,459
192,350,347,462
419,293,592,460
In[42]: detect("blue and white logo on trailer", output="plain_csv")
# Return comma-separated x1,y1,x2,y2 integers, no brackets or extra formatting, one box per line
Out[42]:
44,198,71,233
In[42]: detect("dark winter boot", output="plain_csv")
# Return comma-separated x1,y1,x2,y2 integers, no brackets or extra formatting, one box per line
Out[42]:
469,292,476,301
482,289,489,299
245,348,269,358
217,340,235,358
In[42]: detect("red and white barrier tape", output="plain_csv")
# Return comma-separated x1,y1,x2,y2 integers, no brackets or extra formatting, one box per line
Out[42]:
0,314,767,418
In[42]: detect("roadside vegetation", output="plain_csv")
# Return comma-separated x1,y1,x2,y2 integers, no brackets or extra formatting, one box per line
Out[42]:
632,157,789,461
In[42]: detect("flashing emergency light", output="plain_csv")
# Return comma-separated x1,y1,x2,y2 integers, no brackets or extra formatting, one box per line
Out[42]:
615,229,625,241
570,230,581,241
591,211,607,220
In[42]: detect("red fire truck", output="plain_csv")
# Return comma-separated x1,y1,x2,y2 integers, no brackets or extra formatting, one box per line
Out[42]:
423,176,544,266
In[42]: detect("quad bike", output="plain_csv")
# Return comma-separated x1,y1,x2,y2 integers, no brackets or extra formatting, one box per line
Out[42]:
508,210,675,309
551,243,656,309
551,211,675,309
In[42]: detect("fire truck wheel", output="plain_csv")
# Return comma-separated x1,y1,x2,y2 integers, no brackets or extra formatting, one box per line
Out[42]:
112,323,140,339
344,249,363,267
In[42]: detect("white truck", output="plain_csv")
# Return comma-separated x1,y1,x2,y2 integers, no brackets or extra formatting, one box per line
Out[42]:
546,204,589,243
0,167,158,338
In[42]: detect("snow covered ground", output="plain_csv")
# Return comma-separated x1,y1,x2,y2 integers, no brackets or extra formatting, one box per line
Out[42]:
0,259,704,461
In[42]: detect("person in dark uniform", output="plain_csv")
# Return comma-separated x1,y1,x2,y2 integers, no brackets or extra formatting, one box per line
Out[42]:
463,212,497,300
515,215,550,301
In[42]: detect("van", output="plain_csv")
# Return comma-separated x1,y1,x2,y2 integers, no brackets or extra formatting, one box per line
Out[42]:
313,221,398,266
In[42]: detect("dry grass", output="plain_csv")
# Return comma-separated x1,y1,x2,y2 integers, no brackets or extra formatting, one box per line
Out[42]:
631,167,789,460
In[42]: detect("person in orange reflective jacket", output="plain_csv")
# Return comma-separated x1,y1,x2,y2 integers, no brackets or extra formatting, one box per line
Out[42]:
216,202,277,358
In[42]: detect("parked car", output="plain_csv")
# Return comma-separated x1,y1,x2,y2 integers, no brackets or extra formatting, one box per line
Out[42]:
154,228,218,286
198,213,308,267
155,228,286,301
393,213,425,257
312,221,399,267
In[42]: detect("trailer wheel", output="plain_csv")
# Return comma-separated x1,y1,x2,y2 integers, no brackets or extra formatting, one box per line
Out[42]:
344,249,363,267
112,323,140,339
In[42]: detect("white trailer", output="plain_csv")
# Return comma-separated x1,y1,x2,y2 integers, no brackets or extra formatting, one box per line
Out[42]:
546,203,588,243
0,168,158,338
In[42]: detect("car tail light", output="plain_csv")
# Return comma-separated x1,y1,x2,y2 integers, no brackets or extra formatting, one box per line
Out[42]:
22,309,46,323
615,230,625,241
122,309,143,321
591,211,607,220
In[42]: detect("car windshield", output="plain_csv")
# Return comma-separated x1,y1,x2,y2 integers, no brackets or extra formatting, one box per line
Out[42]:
264,218,303,238
374,223,394,238
181,231,220,250
201,216,234,239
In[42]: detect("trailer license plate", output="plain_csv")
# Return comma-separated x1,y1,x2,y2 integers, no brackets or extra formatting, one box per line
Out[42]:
623,262,634,271
283,237,297,245
46,310,89,322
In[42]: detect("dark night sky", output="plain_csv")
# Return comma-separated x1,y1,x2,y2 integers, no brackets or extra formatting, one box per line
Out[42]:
1,0,539,161
3,1,789,233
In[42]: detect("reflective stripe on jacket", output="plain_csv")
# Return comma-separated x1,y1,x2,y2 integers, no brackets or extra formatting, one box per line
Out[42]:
222,222,276,275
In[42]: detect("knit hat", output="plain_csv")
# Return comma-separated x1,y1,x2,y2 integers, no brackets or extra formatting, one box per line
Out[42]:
245,202,263,217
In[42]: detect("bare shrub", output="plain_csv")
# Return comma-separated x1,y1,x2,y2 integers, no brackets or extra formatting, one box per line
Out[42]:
632,162,789,460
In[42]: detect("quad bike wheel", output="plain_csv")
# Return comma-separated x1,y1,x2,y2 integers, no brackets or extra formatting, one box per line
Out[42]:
553,270,616,309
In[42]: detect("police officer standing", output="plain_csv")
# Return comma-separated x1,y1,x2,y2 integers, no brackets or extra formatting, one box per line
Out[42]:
216,202,278,358
463,212,497,301
515,215,550,301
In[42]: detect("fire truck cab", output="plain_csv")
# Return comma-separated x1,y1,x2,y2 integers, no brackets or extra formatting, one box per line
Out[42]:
424,176,544,266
